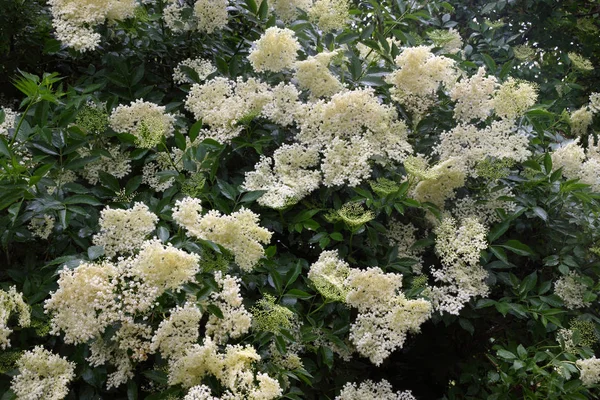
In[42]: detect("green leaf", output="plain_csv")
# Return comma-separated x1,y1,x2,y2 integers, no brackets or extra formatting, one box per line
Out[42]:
284,289,313,299
206,304,224,319
488,219,510,243
500,240,535,257
496,349,516,360
459,318,474,335
87,246,104,260
217,178,238,201
63,195,102,206
330,232,344,241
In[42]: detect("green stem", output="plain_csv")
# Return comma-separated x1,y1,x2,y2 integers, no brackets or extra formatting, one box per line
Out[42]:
10,101,34,147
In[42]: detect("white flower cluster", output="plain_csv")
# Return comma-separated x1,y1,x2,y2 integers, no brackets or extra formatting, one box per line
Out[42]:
172,197,272,271
308,251,432,365
194,0,229,33
248,27,301,73
131,239,200,291
491,78,538,119
28,215,56,240
173,57,217,84
385,46,457,117
170,338,282,399
92,202,158,258
577,356,600,387
269,0,312,23
387,221,424,273
242,143,321,209
151,302,203,360
336,379,416,400
450,67,497,122
452,188,516,227
435,120,531,174
429,28,463,53
11,346,75,400
411,158,466,209
142,147,186,192
110,100,176,148
569,106,593,137
309,0,350,32
297,88,412,186
0,107,18,136
185,77,271,143
205,272,252,343
45,261,120,344
552,139,600,191
0,287,30,349
164,0,229,33
307,250,351,302
48,0,136,51
78,144,132,185
554,271,591,310
429,216,489,315
294,51,343,98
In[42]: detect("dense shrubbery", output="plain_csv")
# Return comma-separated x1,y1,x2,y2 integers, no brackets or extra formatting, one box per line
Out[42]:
1,0,600,399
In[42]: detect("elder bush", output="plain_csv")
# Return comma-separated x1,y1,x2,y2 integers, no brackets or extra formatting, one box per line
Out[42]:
0,1,599,399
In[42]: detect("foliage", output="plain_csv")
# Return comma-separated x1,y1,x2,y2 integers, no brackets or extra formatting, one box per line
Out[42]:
0,0,599,399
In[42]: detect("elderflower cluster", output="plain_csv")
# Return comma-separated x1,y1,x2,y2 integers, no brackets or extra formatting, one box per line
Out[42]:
28,215,55,240
577,357,600,386
308,250,352,302
428,28,463,53
326,202,375,230
11,346,75,400
74,101,109,134
551,139,600,191
131,239,200,291
294,51,343,98
185,77,271,143
206,272,252,343
0,107,18,136
170,339,282,399
451,188,516,226
554,271,590,310
589,92,600,114
142,148,186,192
411,158,466,209
568,52,594,72
308,251,431,365
551,141,586,180
309,0,350,32
109,100,176,148
0,287,30,349
78,144,132,185
344,268,432,365
261,82,301,125
251,294,297,334
163,0,195,32
173,197,272,271
243,144,321,209
173,57,217,84
248,27,300,73
336,379,416,400
387,221,424,273
297,88,411,186
429,216,489,315
436,120,531,174
491,78,538,119
92,202,158,258
151,302,203,360
45,261,120,344
569,106,593,137
194,0,229,33
450,67,498,122
48,0,136,51
270,0,312,23
385,46,457,117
